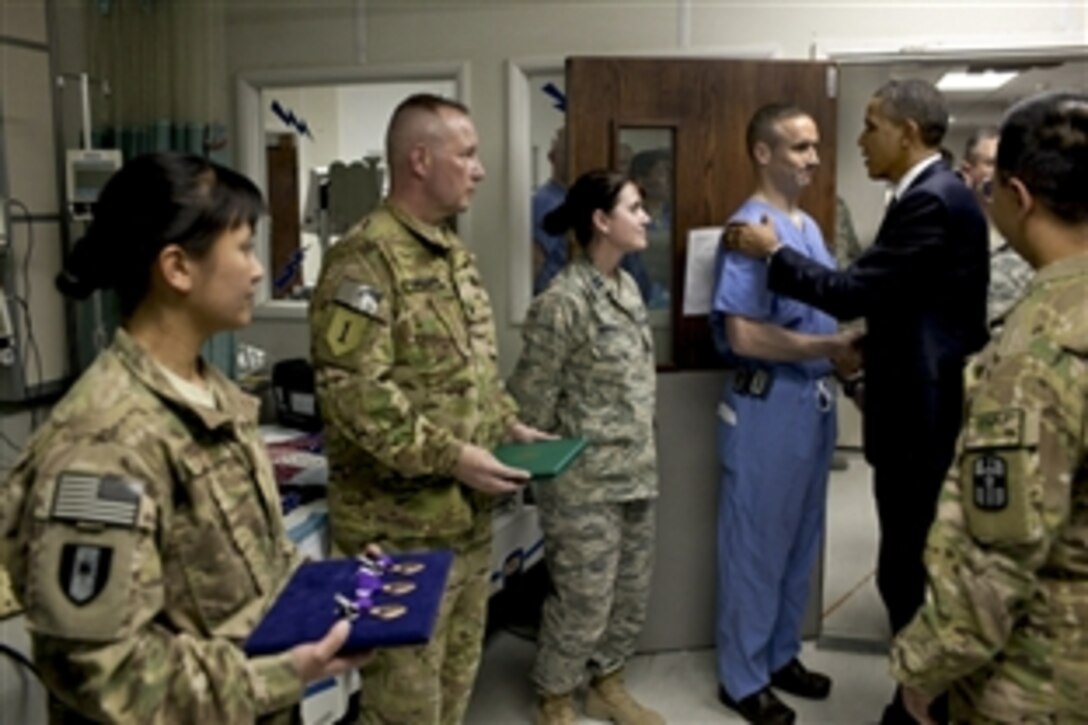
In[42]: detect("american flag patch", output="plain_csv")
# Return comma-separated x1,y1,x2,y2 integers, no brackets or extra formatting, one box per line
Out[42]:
51,473,143,528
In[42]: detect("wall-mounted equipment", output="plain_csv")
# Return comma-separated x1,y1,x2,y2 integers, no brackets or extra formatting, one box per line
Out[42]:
65,149,122,221
302,157,384,255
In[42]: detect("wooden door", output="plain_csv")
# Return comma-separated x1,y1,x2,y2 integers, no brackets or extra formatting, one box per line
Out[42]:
566,58,838,370
266,133,301,299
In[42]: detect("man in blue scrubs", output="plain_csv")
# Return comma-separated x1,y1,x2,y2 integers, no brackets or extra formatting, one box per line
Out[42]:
711,103,860,724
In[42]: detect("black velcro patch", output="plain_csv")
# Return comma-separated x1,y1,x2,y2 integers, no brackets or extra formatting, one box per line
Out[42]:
972,454,1008,511
59,544,112,606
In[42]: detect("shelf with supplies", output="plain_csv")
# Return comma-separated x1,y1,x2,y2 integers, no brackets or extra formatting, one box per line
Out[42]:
262,425,545,595
263,423,545,724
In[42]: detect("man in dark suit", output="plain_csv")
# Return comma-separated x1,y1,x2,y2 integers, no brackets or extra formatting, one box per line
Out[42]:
725,79,989,724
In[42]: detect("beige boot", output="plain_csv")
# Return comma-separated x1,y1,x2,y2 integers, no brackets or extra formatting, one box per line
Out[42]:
535,692,576,725
584,670,665,725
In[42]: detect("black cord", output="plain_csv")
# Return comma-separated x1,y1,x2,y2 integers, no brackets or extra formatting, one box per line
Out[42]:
5,200,44,428
0,642,42,685
10,297,43,424
0,428,20,454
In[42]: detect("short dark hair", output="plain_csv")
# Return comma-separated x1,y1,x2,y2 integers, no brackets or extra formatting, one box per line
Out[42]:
997,92,1088,224
746,103,809,159
384,93,469,163
542,169,631,248
874,79,949,148
964,125,1000,162
56,153,264,316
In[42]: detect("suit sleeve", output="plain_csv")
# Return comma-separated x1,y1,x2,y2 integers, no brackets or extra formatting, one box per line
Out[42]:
12,443,303,722
768,191,954,321
889,349,1082,695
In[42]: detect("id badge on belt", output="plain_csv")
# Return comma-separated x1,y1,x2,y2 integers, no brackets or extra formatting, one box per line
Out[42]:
733,368,774,399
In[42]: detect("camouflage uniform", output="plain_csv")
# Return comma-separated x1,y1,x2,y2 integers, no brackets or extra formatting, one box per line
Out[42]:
986,235,1033,335
309,201,516,725
0,329,303,724
507,259,657,696
834,195,864,269
890,253,1088,722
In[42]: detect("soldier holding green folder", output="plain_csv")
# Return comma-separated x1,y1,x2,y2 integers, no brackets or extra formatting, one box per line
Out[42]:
309,95,551,725
509,169,662,725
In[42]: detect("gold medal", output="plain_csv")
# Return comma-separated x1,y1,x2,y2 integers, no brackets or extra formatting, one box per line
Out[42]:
370,603,407,620
382,580,416,596
390,561,425,576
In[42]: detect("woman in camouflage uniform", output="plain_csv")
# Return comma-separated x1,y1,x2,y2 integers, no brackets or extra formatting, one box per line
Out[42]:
509,170,663,725
0,153,365,723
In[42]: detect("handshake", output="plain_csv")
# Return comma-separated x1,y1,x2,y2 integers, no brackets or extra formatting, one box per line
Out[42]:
830,327,865,409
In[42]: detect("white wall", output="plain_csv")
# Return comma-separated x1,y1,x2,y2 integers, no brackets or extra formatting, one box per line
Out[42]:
258,79,458,291
336,80,456,163
528,71,564,189
836,64,892,251
1,0,68,395
227,0,1086,372
262,86,341,288
0,1,65,715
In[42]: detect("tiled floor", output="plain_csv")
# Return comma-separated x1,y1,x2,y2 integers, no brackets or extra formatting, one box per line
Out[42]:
467,450,897,724
821,451,890,646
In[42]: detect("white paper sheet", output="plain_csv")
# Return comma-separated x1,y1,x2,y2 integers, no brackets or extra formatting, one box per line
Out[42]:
682,226,723,316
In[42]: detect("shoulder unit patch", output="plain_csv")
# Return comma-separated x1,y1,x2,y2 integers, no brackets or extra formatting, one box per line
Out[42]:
59,544,112,606
972,454,1009,511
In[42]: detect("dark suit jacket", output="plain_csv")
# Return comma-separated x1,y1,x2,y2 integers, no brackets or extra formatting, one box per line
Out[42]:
768,161,989,469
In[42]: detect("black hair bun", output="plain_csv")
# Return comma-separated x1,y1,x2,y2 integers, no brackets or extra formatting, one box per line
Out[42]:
55,230,110,299
542,202,571,236
55,268,96,300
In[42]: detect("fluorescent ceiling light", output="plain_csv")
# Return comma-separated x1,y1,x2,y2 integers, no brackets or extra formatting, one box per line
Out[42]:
936,70,1018,92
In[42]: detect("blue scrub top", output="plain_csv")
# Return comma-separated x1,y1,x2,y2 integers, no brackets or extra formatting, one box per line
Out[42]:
710,198,838,379
532,179,569,295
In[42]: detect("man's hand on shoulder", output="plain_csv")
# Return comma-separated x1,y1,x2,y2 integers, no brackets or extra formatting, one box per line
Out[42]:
721,215,782,260
453,443,529,495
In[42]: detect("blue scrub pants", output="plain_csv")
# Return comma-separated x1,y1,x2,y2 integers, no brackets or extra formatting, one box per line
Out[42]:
715,371,836,701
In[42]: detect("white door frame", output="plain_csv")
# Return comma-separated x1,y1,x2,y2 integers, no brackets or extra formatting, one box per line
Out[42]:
235,61,470,314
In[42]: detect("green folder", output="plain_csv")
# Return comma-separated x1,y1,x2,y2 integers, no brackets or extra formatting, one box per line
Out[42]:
493,437,589,478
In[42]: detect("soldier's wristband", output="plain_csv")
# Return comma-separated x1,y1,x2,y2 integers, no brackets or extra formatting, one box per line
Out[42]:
841,374,864,398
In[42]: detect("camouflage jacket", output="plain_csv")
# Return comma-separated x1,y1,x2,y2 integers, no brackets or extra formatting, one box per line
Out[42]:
890,254,1088,719
508,259,657,504
309,201,517,549
987,238,1034,333
834,196,864,269
0,329,302,723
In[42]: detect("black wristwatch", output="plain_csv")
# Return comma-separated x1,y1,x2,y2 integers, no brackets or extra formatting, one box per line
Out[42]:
841,374,864,398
